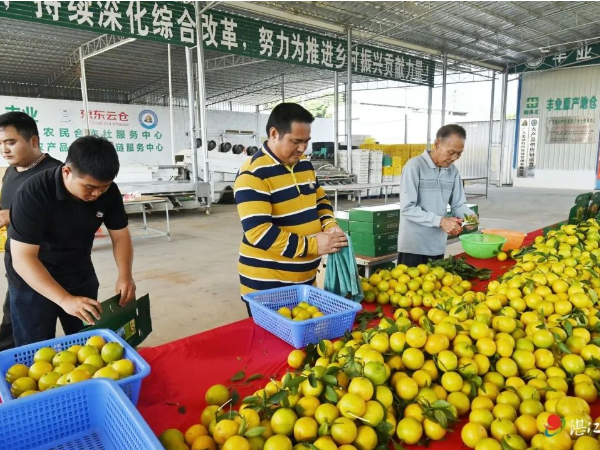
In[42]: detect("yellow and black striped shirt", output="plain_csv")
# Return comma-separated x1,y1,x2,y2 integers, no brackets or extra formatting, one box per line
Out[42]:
234,144,337,295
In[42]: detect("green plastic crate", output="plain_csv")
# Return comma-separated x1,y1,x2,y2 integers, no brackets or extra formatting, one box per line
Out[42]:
349,205,400,223
351,231,398,246
349,221,399,235
353,243,398,257
335,211,350,232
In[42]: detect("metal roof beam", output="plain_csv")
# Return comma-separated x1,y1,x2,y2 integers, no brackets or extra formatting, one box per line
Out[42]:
508,1,589,41
382,2,519,65
222,2,504,71
38,34,135,96
205,54,266,72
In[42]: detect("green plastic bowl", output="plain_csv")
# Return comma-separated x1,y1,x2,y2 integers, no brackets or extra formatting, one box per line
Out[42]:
459,233,507,259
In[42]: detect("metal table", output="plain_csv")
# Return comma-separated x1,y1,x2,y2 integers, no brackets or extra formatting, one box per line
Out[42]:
355,253,398,277
322,252,398,278
462,176,489,199
117,180,211,213
323,182,398,212
124,196,171,241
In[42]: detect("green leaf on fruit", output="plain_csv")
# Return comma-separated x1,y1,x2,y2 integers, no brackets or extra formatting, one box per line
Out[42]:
230,370,245,382
244,426,266,438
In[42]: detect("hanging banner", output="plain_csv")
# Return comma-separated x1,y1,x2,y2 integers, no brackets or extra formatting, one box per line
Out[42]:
527,118,539,177
199,10,435,86
546,116,599,144
0,96,187,166
0,1,198,47
511,43,600,74
0,4,435,86
517,118,538,178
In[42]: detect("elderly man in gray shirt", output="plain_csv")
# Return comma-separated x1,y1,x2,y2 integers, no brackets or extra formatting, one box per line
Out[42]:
397,124,476,267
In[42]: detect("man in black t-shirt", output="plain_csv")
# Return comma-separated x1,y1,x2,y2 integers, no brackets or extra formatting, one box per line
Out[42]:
8,135,136,346
0,112,61,350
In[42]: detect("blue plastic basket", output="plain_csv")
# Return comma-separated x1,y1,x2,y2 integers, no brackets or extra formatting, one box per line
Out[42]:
0,329,150,405
0,379,162,450
243,285,362,349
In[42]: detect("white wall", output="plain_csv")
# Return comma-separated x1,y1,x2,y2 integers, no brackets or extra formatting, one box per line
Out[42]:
514,66,600,189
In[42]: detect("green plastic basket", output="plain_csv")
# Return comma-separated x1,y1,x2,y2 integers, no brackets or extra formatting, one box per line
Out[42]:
459,233,507,259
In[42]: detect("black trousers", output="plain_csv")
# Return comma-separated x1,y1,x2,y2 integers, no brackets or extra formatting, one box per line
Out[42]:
10,276,99,347
397,252,444,267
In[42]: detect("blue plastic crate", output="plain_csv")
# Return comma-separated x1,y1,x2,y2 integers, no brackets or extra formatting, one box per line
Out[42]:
0,379,162,450
0,329,150,405
243,285,362,349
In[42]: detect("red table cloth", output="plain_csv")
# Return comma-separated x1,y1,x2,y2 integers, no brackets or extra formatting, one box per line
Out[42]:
138,228,598,448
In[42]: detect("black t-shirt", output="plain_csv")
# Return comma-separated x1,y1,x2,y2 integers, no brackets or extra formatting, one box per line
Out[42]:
6,165,128,288
1,155,62,210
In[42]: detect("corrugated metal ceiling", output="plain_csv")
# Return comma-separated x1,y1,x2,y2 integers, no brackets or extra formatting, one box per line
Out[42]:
1,2,600,107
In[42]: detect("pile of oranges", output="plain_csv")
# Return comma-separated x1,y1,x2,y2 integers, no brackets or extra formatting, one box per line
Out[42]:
159,220,600,450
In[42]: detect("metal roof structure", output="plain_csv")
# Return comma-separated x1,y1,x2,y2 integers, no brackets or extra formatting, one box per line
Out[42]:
0,15,375,108
2,2,600,108
225,1,600,71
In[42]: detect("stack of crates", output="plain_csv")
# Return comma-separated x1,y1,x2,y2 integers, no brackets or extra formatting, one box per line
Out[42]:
368,151,383,196
339,150,370,196
382,156,394,191
348,205,400,257
335,211,349,233
410,144,427,157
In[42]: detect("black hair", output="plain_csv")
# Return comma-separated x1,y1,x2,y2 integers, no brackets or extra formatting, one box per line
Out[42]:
266,103,315,137
0,112,39,141
65,136,120,181
436,124,466,141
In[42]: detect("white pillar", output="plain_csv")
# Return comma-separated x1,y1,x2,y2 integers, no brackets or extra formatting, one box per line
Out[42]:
427,85,433,148
79,48,90,135
346,28,352,174
441,53,447,127
498,68,509,187
195,4,211,206
486,72,496,199
334,71,339,168
185,47,198,185
404,88,408,144
168,44,176,164
255,105,260,148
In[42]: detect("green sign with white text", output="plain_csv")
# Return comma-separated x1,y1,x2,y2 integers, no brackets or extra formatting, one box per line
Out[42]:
0,3,434,86
0,1,197,46
512,43,600,74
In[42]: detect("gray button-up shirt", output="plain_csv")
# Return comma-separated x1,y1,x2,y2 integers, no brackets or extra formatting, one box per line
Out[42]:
397,150,474,256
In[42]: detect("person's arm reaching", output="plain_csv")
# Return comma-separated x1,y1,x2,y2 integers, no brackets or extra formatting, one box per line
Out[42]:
10,240,102,324
0,210,10,228
8,187,101,323
108,227,136,306
234,170,346,256
449,172,476,220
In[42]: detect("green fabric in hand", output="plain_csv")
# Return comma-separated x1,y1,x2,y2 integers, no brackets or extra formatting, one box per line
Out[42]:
324,234,364,302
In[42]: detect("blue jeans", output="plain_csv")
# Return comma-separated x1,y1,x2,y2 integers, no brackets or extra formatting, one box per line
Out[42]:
10,276,99,347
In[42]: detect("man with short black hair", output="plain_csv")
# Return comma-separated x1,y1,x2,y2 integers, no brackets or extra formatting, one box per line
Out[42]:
234,103,347,313
0,112,61,350
8,135,136,346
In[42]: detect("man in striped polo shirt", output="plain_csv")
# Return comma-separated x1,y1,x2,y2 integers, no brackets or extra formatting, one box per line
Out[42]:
234,103,348,313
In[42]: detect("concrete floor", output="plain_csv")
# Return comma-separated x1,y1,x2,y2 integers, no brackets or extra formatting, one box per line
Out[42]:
0,184,582,347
